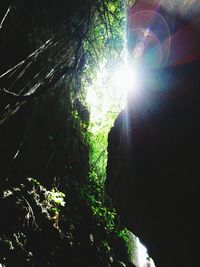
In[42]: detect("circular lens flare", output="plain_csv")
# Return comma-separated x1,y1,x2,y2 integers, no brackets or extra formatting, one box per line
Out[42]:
127,9,171,69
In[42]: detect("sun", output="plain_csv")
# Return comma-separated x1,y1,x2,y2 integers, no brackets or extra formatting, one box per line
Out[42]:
111,64,140,97
84,60,142,133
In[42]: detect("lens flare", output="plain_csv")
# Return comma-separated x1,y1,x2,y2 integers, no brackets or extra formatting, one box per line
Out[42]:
128,9,171,69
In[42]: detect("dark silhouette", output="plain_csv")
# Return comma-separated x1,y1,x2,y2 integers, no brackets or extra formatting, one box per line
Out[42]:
106,1,200,266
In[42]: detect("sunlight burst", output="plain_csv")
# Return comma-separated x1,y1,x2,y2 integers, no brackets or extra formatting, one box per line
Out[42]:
111,65,140,97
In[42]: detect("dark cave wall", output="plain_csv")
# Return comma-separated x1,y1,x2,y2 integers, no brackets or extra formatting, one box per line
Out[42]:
0,86,89,186
0,0,91,184
106,59,200,267
0,1,92,266
106,2,200,266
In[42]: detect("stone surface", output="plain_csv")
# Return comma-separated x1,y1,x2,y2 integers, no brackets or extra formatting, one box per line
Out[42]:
106,59,200,267
107,2,200,266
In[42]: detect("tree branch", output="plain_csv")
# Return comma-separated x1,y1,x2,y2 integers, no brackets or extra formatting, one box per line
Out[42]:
0,42,85,104
0,6,11,30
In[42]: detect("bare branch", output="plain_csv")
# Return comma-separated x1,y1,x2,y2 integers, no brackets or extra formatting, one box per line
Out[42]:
0,45,84,104
0,6,11,30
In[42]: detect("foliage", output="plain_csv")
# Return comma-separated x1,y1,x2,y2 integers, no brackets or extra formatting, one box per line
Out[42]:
117,228,137,262
0,0,137,266
27,178,66,215
0,178,66,266
79,0,137,264
80,0,127,184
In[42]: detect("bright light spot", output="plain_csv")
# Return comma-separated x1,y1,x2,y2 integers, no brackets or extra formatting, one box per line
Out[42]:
136,237,148,267
84,60,144,134
111,65,140,97
136,237,156,267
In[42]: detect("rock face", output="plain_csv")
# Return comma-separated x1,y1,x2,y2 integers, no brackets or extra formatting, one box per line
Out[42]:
107,1,200,266
106,59,200,267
